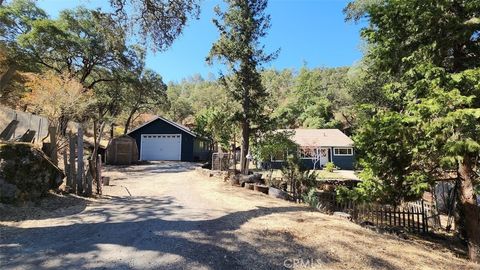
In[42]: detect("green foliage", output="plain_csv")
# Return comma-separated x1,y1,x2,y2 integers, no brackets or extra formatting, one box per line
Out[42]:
346,0,480,208
324,162,335,173
165,66,354,134
0,0,46,40
121,68,169,133
253,130,297,180
281,154,318,200
254,130,298,163
303,188,319,208
18,7,131,87
108,0,200,51
208,0,278,173
193,106,235,149
207,0,278,135
164,76,234,124
272,66,351,130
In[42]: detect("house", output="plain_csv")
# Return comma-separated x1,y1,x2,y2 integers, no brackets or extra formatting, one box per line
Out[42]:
267,129,355,170
127,116,211,162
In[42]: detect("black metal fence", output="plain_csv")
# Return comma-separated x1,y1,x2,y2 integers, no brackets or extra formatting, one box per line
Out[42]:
316,192,430,233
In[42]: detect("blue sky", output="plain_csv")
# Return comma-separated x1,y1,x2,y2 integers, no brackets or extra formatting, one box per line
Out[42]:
37,0,365,83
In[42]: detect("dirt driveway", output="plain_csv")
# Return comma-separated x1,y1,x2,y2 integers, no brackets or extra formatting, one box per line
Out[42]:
0,162,477,269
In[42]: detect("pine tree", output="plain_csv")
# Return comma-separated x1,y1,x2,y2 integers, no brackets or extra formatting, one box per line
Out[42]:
207,0,278,174
347,0,480,261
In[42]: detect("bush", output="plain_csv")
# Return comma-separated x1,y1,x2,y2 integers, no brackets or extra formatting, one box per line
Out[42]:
303,188,319,208
324,162,335,172
282,155,318,201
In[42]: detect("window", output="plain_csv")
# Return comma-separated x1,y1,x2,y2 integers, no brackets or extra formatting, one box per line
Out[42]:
299,147,315,159
333,148,353,156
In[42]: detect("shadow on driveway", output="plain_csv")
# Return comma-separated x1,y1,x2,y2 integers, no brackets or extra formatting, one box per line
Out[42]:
0,196,336,269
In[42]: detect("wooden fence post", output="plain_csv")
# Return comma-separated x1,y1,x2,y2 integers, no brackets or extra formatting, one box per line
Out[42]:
63,148,68,188
422,200,428,233
388,207,392,227
48,126,58,165
96,154,102,195
69,133,76,193
77,127,84,195
416,208,421,233
86,158,93,196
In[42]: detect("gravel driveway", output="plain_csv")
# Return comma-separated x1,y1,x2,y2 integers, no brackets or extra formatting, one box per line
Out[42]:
0,162,476,270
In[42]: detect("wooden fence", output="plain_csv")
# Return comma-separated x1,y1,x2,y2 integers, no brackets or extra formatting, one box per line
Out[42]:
63,128,103,196
316,192,430,233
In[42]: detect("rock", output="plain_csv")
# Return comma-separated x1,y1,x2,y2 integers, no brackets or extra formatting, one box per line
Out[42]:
0,143,64,203
229,176,240,186
333,211,352,220
253,184,269,194
201,162,212,169
244,183,254,190
103,176,110,186
0,177,19,203
268,187,289,200
238,173,263,186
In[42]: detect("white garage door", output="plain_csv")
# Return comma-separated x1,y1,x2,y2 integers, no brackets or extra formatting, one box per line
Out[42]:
140,134,182,161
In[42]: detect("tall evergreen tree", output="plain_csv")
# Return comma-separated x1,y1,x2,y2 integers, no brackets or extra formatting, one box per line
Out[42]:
207,0,278,174
346,0,480,261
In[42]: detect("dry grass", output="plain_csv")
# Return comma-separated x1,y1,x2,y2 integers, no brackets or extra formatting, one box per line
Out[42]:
2,162,478,270
0,191,93,222
201,175,478,270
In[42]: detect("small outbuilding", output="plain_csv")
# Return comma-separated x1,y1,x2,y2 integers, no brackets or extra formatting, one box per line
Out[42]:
105,135,139,165
127,116,211,162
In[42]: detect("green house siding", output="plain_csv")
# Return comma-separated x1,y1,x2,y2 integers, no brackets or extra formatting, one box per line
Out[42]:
193,138,211,162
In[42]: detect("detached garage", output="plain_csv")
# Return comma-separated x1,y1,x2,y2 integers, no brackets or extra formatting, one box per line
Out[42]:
128,116,211,162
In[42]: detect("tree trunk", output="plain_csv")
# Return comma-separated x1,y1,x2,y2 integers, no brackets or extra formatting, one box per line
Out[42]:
123,109,137,135
240,120,250,175
232,132,237,172
68,132,76,193
77,127,84,195
458,157,480,262
96,154,102,195
0,64,16,94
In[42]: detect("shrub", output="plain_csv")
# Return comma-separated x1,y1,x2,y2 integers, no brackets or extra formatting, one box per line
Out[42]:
282,155,318,201
303,188,319,208
324,162,335,172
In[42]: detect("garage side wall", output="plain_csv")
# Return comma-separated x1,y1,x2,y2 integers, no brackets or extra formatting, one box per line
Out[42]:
128,119,195,162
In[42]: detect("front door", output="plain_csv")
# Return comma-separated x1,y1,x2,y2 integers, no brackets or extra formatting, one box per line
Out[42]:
319,148,329,167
